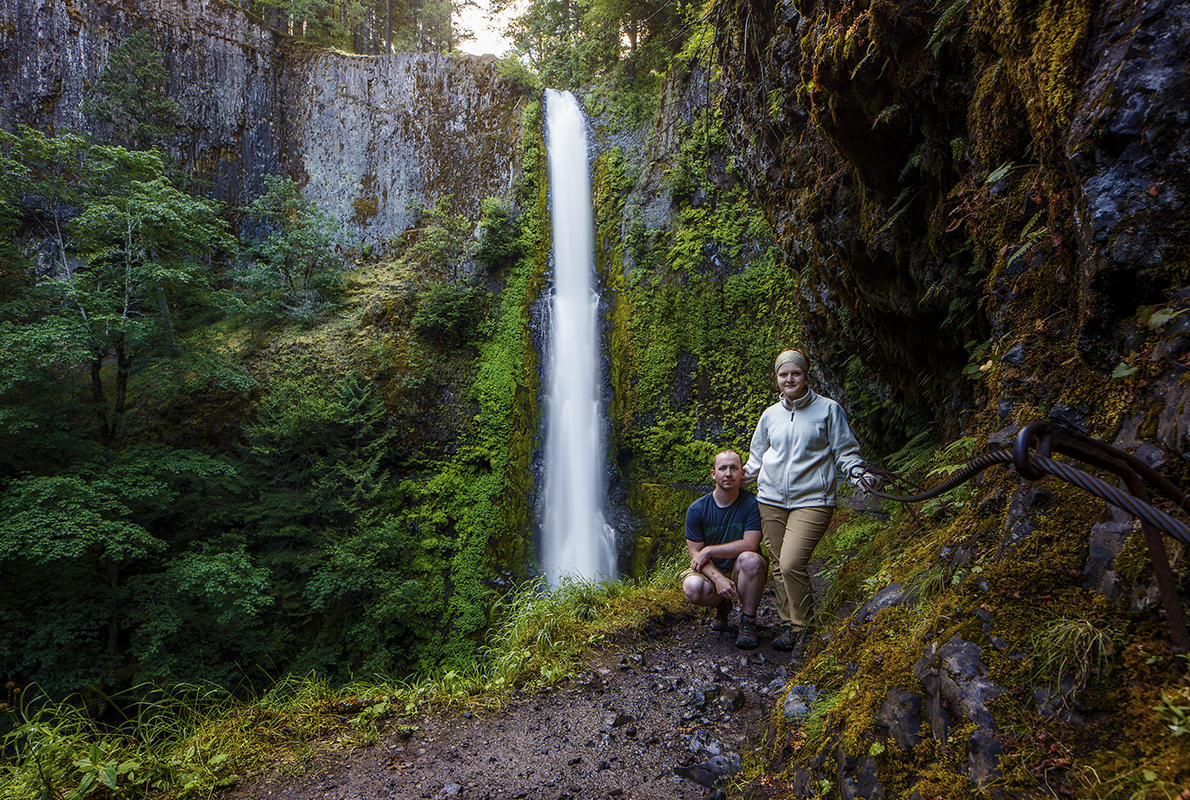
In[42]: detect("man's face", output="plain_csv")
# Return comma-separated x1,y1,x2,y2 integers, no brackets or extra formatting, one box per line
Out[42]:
711,452,743,491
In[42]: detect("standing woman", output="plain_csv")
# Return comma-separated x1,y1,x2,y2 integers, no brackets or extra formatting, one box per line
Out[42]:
743,349,878,651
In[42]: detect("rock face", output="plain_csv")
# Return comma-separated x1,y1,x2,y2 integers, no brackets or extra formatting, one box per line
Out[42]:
0,0,523,241
715,0,1190,452
1066,0,1190,362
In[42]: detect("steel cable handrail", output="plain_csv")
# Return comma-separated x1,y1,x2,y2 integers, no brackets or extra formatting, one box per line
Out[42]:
853,419,1188,652
855,449,1190,546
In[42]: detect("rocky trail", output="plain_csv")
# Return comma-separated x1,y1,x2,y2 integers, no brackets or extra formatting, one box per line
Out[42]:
225,591,799,800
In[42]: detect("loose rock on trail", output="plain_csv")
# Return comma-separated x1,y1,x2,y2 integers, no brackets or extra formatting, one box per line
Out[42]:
225,595,794,800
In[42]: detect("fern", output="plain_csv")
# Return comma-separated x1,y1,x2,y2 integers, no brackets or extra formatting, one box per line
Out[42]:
927,0,971,56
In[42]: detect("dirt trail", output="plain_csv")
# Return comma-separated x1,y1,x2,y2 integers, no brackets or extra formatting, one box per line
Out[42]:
225,593,796,800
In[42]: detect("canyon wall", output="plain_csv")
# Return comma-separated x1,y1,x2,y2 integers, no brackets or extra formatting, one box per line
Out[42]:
0,0,524,242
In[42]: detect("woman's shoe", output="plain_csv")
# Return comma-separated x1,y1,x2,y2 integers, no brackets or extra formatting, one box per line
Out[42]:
771,626,801,651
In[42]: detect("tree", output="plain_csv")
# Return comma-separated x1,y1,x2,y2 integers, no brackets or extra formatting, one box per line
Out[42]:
84,29,182,151
409,195,476,280
475,197,521,273
236,175,347,325
0,127,238,691
499,0,684,94
3,128,232,446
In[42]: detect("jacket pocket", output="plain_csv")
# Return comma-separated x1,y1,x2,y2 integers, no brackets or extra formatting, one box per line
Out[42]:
807,422,829,449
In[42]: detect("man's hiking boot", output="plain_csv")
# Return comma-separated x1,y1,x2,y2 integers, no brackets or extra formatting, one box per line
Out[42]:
735,613,758,649
771,626,801,652
710,599,732,632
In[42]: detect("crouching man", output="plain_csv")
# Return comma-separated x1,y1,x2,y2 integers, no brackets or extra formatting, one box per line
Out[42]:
682,449,767,649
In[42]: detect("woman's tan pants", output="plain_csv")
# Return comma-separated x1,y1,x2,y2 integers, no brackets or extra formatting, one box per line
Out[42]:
759,503,833,631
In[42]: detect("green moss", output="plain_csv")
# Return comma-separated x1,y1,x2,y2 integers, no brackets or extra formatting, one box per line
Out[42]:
351,194,378,224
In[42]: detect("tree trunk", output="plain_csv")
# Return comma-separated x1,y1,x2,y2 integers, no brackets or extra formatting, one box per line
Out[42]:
111,336,130,445
91,354,111,445
157,286,180,355
385,0,392,54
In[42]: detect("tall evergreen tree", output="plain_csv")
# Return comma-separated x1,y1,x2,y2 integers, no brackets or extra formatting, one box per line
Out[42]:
84,29,182,151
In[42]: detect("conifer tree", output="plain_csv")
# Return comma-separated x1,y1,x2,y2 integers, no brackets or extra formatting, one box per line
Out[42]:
84,29,182,151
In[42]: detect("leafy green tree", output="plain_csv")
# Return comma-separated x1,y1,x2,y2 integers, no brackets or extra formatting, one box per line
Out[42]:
237,375,447,676
0,446,241,692
84,29,183,151
409,195,475,280
475,197,521,273
412,282,486,345
236,175,346,326
247,0,460,53
499,0,683,113
2,128,231,446
0,125,243,693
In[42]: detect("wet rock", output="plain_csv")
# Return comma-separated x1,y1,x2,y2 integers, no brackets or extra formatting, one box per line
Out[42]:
1083,520,1135,599
1000,342,1026,366
967,728,1003,786
689,683,720,708
674,753,741,787
854,582,916,624
937,636,1005,729
1034,676,1086,724
837,745,883,800
688,732,724,756
874,688,923,753
940,542,973,568
997,485,1053,557
1050,404,1090,433
986,425,1017,447
782,685,824,724
915,635,1006,781
1067,0,1190,364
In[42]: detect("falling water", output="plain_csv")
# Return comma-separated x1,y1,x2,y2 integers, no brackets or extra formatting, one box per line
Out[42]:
541,89,617,584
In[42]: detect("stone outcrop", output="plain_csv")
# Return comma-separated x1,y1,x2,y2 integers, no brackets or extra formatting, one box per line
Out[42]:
0,0,523,242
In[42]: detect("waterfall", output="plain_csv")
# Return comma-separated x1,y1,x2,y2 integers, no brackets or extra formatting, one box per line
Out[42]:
541,89,617,585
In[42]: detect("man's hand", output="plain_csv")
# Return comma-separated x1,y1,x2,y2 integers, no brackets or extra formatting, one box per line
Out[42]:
690,548,712,571
711,573,738,600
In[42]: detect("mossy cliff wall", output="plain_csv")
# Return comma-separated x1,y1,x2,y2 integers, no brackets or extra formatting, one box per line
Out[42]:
708,0,1190,795
0,0,523,243
587,67,802,574
715,0,1189,453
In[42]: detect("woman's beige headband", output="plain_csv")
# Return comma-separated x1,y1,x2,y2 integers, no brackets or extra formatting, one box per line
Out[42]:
774,349,810,372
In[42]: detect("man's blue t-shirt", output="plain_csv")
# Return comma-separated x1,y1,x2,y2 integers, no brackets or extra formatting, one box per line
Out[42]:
685,491,762,572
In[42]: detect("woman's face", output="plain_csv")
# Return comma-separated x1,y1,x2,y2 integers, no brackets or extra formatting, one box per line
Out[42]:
776,363,807,400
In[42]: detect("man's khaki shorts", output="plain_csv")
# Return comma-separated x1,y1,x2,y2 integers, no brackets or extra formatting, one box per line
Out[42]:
679,551,768,585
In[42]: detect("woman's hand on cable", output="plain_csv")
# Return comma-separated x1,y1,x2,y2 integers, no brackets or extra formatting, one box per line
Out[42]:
849,466,881,494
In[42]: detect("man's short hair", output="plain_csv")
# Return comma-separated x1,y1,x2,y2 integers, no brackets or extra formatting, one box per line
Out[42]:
712,449,742,468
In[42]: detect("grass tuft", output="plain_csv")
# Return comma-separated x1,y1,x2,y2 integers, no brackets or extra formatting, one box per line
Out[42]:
1030,616,1114,707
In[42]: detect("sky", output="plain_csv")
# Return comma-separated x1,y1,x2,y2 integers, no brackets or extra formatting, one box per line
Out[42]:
454,0,519,57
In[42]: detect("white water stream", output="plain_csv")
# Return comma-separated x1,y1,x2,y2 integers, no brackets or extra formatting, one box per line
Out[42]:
541,89,617,585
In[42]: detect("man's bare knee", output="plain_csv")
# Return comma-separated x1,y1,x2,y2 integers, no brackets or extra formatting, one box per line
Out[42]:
736,551,765,579
683,575,715,605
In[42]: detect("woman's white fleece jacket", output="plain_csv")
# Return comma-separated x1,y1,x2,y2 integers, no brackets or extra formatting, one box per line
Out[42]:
743,388,866,509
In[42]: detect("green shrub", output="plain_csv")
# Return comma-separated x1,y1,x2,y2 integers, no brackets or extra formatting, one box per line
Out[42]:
411,282,486,345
